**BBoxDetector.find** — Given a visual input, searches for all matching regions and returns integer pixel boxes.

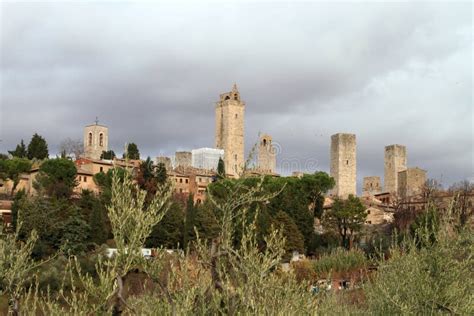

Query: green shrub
[313,248,368,277]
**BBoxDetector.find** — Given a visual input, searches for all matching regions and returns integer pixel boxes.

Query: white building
[191,148,224,171]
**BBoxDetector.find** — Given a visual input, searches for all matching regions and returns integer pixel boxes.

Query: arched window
[263,139,267,146]
[225,96,230,100]
[88,132,93,146]
[234,94,238,100]
[99,133,104,146]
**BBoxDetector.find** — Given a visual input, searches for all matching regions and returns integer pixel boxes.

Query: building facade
[83,122,108,160]
[384,144,407,194]
[330,133,356,199]
[175,151,192,169]
[398,167,427,199]
[258,134,276,174]
[215,84,245,178]
[363,176,382,196]
[156,156,172,171]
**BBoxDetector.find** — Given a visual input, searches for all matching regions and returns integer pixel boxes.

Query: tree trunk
[112,275,125,315]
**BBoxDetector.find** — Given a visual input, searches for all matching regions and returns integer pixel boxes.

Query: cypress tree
[27,133,49,160]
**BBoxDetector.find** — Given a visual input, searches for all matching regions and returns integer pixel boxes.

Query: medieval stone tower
[84,120,108,160]
[384,144,407,194]
[363,176,381,196]
[258,134,276,174]
[330,133,356,198]
[215,84,245,177]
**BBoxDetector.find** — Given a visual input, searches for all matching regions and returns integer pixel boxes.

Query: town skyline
[1,2,472,189]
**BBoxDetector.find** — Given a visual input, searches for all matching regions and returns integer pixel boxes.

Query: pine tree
[8,140,27,158]
[123,143,140,160]
[27,133,49,160]
[273,211,305,259]
[156,162,167,185]
[100,150,116,160]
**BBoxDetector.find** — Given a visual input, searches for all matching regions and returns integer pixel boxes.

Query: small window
[199,177,202,182]
[366,220,372,224]
[100,167,103,172]
[225,96,230,100]
[185,179,188,184]
[234,94,238,100]
[235,114,238,119]
[346,160,349,165]
[180,178,183,183]
[99,133,104,146]
[175,178,178,183]
[83,176,87,182]
[367,210,371,214]
[263,139,267,146]
[88,132,93,146]
[180,188,183,193]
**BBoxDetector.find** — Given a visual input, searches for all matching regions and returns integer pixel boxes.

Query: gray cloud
[1,1,472,190]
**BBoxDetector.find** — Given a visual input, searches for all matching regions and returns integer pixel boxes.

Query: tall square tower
[84,121,108,160]
[258,134,276,174]
[215,84,245,177]
[384,144,407,194]
[330,133,356,198]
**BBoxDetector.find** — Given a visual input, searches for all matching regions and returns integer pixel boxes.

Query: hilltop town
[1,84,471,227]
[1,85,473,315]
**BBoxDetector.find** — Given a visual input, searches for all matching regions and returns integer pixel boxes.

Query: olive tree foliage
[19,166,173,315]
[363,203,474,315]
[0,222,46,315]
[127,175,319,315]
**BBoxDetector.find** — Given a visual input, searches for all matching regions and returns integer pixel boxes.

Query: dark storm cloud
[0,1,472,189]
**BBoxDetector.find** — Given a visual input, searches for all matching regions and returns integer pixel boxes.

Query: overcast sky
[0,1,472,189]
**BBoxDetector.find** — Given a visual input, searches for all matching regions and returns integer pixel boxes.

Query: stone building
[258,134,276,174]
[384,144,407,194]
[156,156,172,171]
[175,151,192,169]
[330,133,356,199]
[398,167,427,199]
[215,84,245,178]
[83,121,108,160]
[363,176,382,196]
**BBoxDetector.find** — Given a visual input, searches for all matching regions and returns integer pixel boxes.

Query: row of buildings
[2,84,471,229]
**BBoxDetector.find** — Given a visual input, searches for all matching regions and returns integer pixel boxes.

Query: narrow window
[88,132,93,146]
[100,167,103,172]
[185,179,188,184]
[83,176,87,183]
[180,178,183,183]
[346,160,349,165]
[99,133,104,146]
[235,114,238,119]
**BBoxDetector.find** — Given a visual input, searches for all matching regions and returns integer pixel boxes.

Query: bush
[313,248,368,277]
[292,260,317,284]
[362,208,474,314]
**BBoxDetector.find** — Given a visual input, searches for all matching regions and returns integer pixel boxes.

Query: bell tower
[83,118,108,160]
[215,84,245,177]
